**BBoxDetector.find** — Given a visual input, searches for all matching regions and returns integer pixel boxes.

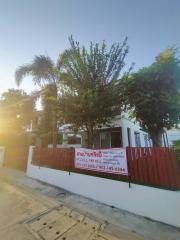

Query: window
[127,128,131,147]
[144,134,148,147]
[100,132,111,148]
[111,131,122,147]
[100,129,122,148]
[134,132,141,147]
[68,136,81,144]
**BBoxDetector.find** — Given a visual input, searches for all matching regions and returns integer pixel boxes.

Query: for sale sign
[75,148,128,175]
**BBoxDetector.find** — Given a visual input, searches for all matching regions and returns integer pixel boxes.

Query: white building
[57,114,180,148]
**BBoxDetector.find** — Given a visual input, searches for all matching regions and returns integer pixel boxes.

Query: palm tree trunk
[52,84,58,148]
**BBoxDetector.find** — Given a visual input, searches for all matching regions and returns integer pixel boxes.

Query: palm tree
[15,55,59,147]
[15,55,58,86]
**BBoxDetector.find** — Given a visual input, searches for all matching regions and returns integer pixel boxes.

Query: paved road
[0,169,143,240]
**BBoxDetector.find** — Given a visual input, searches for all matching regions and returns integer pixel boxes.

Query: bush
[173,140,180,169]
[172,140,180,150]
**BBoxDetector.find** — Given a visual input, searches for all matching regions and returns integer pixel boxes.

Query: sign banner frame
[75,148,128,175]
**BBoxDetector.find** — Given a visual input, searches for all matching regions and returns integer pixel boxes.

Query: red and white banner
[75,148,128,175]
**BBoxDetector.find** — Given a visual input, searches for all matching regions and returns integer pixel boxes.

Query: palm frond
[15,64,32,86]
[32,55,56,84]
[15,55,56,87]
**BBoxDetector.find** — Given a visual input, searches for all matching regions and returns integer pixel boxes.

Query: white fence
[27,146,180,228]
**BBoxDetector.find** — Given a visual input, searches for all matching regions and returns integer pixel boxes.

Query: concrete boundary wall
[27,146,180,228]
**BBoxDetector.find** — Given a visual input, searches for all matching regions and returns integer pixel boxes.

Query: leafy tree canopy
[0,88,35,134]
[58,36,131,147]
[122,48,180,146]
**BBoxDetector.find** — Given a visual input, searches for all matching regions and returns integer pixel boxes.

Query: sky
[0,0,179,95]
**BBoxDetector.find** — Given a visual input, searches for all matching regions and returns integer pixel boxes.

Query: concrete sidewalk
[0,167,179,240]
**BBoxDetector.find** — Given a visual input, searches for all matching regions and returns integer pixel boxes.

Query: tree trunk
[52,112,57,148]
[150,129,163,147]
[86,123,94,148]
[52,84,58,148]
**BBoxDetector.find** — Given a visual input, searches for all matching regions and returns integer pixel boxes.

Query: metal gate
[3,146,28,171]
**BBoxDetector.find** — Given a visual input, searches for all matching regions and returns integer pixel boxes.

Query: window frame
[134,131,141,147]
[99,128,123,148]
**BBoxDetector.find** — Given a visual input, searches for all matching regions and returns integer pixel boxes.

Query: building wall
[95,116,150,148]
[120,117,150,147]
[121,119,180,147]
[59,116,179,148]
[27,146,180,228]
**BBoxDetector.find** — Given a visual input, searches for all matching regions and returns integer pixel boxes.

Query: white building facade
[57,114,180,148]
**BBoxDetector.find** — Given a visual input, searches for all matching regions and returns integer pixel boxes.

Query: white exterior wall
[59,115,150,148]
[59,118,180,148]
[0,146,5,167]
[48,144,82,148]
[27,146,180,228]
[107,115,180,147]
[108,116,150,147]
[56,114,180,148]
[120,117,149,147]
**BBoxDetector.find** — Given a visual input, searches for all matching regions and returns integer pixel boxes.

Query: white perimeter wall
[27,146,180,228]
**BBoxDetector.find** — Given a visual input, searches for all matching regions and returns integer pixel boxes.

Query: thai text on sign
[75,148,128,175]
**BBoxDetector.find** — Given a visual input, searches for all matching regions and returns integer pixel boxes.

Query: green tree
[122,48,180,146]
[173,140,180,150]
[36,84,60,146]
[15,55,59,146]
[58,36,131,147]
[0,89,35,146]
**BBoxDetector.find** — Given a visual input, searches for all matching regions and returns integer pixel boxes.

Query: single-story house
[56,113,179,148]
